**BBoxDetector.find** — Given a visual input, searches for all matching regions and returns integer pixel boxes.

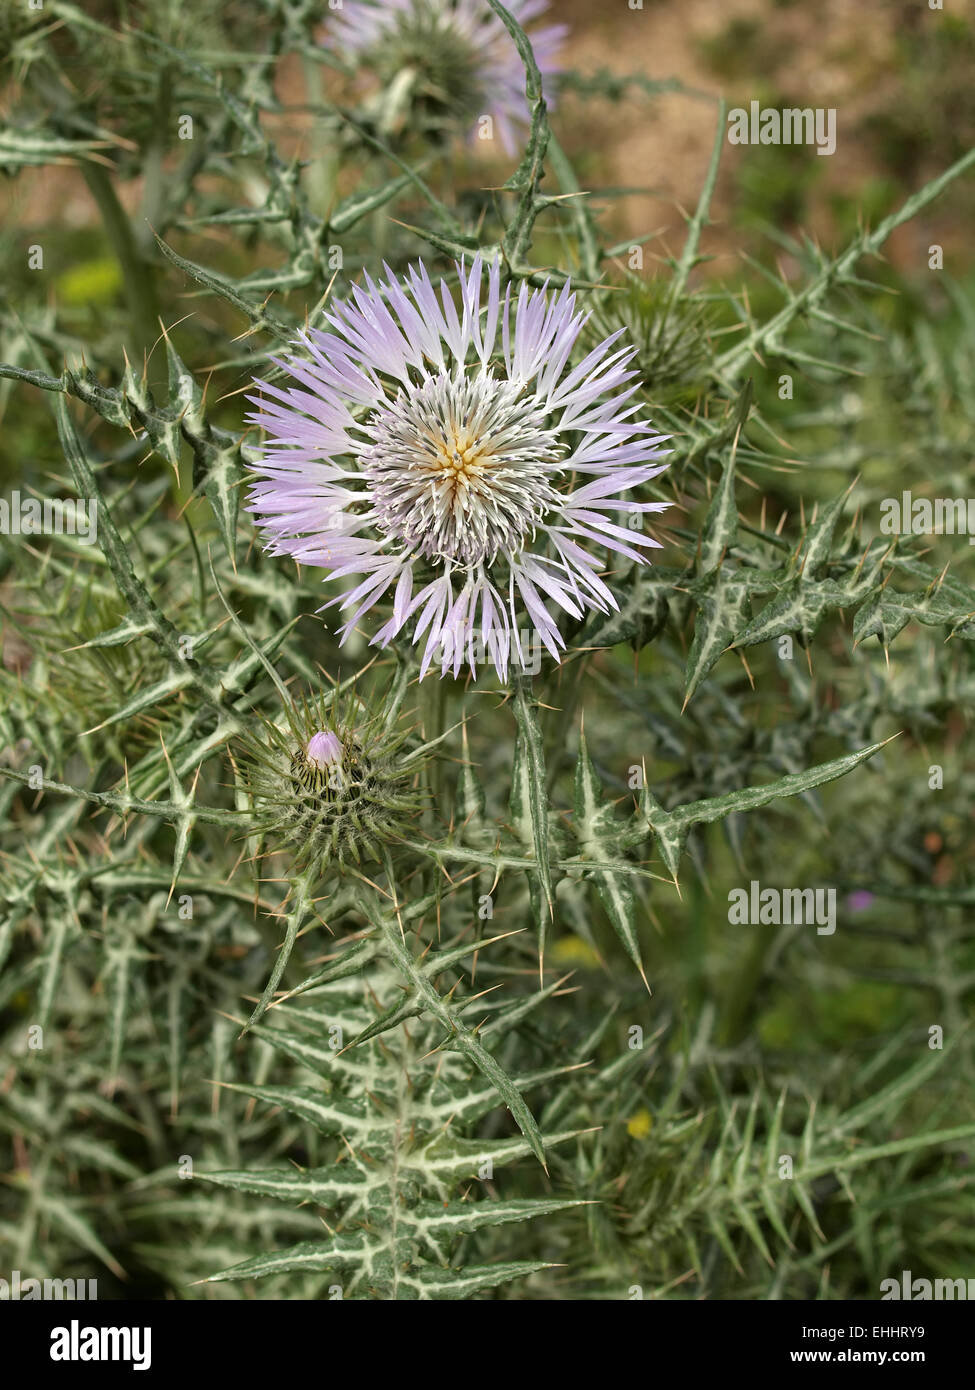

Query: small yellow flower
[56,258,122,306]
[627,1108,653,1139]
[551,935,600,967]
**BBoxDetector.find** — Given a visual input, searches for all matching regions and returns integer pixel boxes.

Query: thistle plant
[1,0,974,1306]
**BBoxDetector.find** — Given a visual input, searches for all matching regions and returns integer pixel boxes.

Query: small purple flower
[306,730,344,768]
[846,890,876,912]
[247,256,670,680]
[329,0,566,154]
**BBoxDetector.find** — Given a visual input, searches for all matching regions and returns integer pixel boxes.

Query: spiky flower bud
[239,695,426,873]
[583,276,713,406]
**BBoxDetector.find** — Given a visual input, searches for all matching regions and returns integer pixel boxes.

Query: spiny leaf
[511,678,555,969]
[574,724,649,988]
[632,737,894,878]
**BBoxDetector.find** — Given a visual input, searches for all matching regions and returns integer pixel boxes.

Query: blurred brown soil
[2,0,963,281]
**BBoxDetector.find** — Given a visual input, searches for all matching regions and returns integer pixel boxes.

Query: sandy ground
[552,0,960,270]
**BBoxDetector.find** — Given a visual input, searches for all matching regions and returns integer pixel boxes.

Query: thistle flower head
[238,692,425,872]
[247,256,671,681]
[329,0,566,152]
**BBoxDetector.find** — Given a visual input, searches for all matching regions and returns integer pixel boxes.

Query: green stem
[545,653,590,795]
[370,863,547,1168]
[301,55,339,218]
[420,674,447,813]
[137,65,173,256]
[82,163,161,354]
[719,927,776,1047]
